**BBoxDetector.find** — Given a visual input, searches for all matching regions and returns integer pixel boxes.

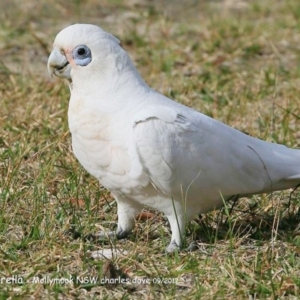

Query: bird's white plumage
[48,24,300,252]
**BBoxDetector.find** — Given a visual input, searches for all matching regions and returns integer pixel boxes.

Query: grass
[1,0,300,298]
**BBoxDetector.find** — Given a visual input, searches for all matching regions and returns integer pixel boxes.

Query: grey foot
[166,240,197,253]
[185,241,197,252]
[116,228,131,239]
[85,229,130,242]
[166,240,180,253]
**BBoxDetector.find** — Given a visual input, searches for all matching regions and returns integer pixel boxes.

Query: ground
[1,0,300,299]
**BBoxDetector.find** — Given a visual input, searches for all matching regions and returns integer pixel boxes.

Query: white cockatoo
[48,24,300,252]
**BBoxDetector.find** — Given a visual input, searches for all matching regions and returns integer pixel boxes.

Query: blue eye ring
[72,45,92,66]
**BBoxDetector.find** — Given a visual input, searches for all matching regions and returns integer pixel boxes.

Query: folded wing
[133,97,300,212]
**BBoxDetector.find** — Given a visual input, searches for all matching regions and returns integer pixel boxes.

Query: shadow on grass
[192,200,300,246]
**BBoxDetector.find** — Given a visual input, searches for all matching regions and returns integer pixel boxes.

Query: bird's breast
[68,99,135,191]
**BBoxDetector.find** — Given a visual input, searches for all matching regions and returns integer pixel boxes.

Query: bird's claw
[85,229,130,242]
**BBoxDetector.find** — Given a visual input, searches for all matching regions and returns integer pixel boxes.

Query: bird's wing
[132,95,300,209]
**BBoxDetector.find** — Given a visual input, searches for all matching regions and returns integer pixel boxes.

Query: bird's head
[47,24,121,84]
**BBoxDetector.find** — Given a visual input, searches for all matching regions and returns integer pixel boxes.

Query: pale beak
[47,47,71,79]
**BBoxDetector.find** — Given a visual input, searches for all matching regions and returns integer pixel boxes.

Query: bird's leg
[165,208,186,253]
[164,200,199,253]
[115,199,140,239]
[92,197,141,241]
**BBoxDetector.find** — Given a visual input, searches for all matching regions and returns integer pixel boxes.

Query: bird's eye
[72,45,92,66]
[77,47,86,56]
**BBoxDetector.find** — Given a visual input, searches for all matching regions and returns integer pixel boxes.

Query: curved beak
[47,47,71,79]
